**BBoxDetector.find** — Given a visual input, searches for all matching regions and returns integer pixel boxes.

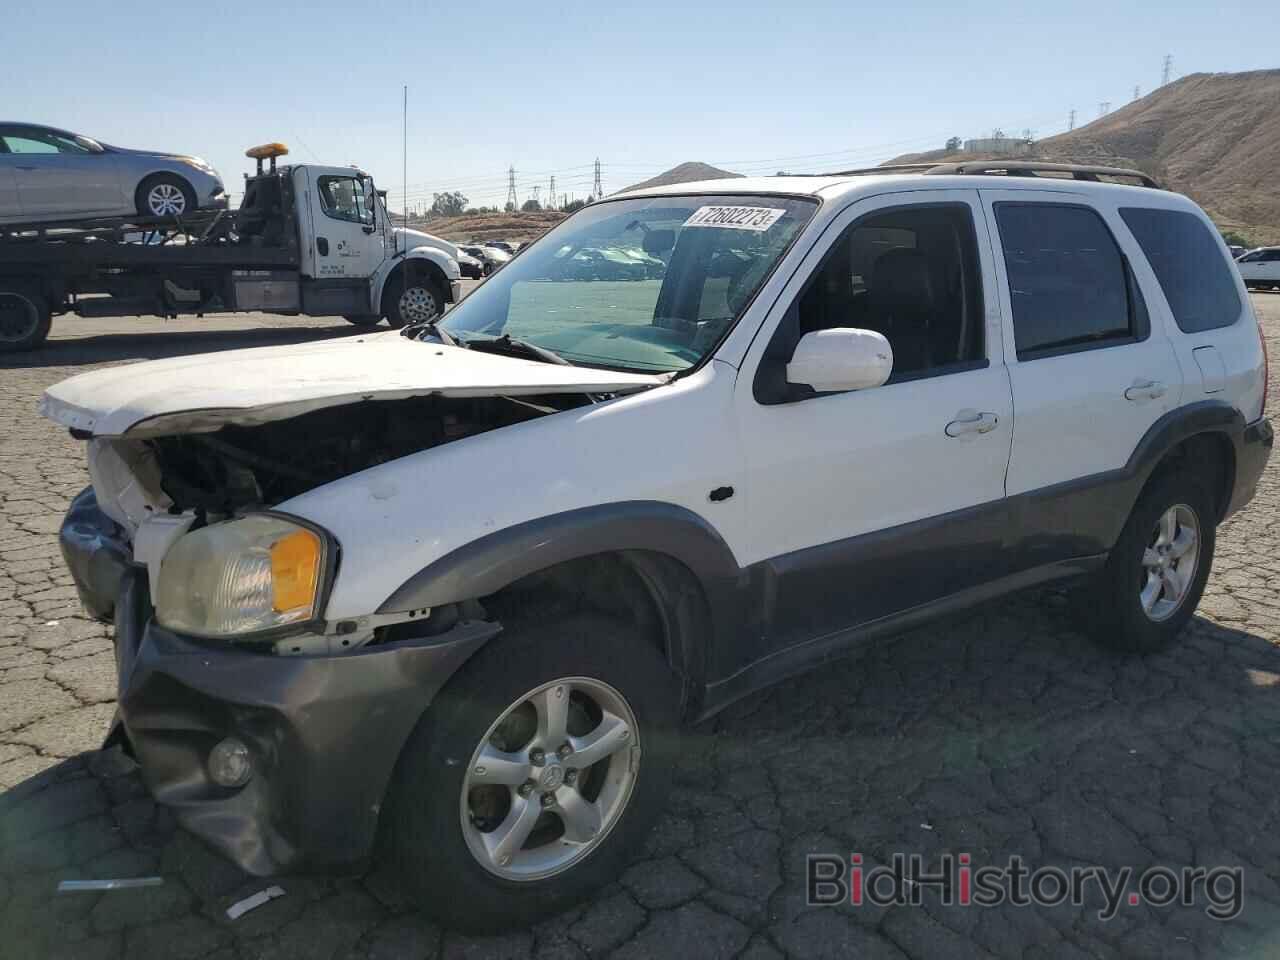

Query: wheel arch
[376,501,746,715]
[375,249,456,313]
[1126,400,1242,524]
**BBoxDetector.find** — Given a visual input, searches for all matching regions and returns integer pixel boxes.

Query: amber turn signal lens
[270,529,321,614]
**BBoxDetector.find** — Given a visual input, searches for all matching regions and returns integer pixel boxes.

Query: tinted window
[995,203,1144,359]
[792,204,985,382]
[1120,208,1241,333]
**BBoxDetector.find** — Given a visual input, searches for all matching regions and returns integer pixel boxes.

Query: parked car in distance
[0,122,226,224]
[1228,244,1245,259]
[459,243,510,275]
[1236,246,1280,290]
[456,248,485,279]
[41,164,1272,932]
[482,239,517,255]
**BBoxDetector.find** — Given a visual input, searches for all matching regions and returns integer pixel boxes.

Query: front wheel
[1081,470,1216,653]
[135,174,197,218]
[385,613,681,932]
[382,275,445,329]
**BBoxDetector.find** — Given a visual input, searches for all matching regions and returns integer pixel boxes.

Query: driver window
[318,175,374,225]
[797,203,984,381]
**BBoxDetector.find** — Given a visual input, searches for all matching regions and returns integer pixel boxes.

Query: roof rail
[922,160,1161,188]
[807,159,1161,189]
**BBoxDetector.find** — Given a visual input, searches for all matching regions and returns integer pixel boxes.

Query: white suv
[42,162,1273,931]
[1237,246,1280,291]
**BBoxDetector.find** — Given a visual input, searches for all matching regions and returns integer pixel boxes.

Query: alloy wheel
[459,676,640,881]
[1139,503,1200,622]
[148,183,188,216]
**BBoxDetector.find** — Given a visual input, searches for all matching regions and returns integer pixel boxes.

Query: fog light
[208,738,253,787]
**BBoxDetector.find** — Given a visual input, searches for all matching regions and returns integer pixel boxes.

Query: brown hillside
[619,162,742,194]
[409,210,567,244]
[887,70,1280,244]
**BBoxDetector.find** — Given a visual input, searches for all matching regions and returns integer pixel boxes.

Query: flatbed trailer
[0,144,463,351]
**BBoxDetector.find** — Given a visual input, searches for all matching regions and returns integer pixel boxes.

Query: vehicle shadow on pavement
[2,592,1279,959]
[1,323,369,371]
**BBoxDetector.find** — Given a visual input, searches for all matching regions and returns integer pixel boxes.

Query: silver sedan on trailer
[0,122,226,224]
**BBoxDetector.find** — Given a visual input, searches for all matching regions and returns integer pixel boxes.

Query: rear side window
[1120,208,1241,333]
[995,203,1147,360]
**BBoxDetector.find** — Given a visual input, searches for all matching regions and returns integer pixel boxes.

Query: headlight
[155,515,331,639]
[178,156,215,174]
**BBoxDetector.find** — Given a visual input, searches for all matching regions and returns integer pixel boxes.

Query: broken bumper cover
[1226,417,1273,517]
[62,493,498,875]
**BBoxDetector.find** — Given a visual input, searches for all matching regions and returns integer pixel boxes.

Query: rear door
[980,188,1183,566]
[0,142,20,221]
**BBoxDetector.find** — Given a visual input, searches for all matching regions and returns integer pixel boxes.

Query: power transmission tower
[1068,109,1076,131]
[592,159,603,201]
[1098,102,1111,118]
[548,176,556,211]
[1133,85,1141,101]
[1162,55,1173,86]
[532,185,541,207]
[505,166,518,211]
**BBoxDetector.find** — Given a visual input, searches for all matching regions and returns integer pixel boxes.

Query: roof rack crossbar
[804,159,1160,189]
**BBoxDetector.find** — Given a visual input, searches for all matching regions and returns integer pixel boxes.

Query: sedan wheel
[460,677,640,881]
[147,182,188,217]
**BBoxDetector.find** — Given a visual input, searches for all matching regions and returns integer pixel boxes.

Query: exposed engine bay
[143,393,591,515]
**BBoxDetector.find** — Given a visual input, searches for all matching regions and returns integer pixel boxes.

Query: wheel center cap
[539,764,565,792]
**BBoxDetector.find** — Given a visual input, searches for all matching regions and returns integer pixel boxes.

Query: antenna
[1162,54,1173,86]
[592,158,603,200]
[1068,109,1076,131]
[402,85,408,244]
[505,166,518,211]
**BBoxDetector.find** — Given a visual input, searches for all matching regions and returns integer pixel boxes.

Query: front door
[0,126,122,219]
[734,189,1014,657]
[303,168,385,284]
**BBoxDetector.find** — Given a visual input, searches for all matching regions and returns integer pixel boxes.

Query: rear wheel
[385,612,680,932]
[135,174,197,218]
[1081,470,1216,653]
[0,288,51,352]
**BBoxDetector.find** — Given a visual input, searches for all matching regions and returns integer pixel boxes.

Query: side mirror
[785,328,893,393]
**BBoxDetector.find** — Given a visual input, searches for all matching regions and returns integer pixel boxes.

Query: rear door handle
[945,410,999,439]
[1124,379,1167,402]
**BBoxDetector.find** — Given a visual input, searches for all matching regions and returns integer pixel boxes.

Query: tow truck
[0,143,463,351]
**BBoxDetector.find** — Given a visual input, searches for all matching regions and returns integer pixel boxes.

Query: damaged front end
[59,391,593,874]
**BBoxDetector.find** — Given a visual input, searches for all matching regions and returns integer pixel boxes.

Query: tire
[382,272,446,329]
[1081,470,1216,653]
[135,173,197,218]
[0,287,52,353]
[385,612,681,932]
[482,262,494,277]
[343,314,383,328]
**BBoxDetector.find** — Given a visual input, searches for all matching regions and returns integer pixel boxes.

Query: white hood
[395,227,458,259]
[39,332,667,438]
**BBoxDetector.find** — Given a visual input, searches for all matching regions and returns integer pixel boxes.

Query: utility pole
[592,158,603,201]
[1162,55,1173,86]
[548,176,556,211]
[1068,109,1076,131]
[505,165,518,211]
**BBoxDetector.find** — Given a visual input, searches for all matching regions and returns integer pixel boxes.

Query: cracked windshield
[439,195,817,371]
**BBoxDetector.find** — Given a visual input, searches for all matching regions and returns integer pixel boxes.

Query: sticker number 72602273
[683,206,786,232]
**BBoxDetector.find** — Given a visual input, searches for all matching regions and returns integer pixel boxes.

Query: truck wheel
[0,288,52,352]
[1080,470,1216,653]
[385,612,680,932]
[343,314,383,328]
[136,174,197,218]
[382,275,445,329]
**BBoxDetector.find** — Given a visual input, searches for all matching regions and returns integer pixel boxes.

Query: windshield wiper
[467,334,573,366]
[400,319,462,347]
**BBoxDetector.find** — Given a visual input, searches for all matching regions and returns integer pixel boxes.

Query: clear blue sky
[6,0,1275,210]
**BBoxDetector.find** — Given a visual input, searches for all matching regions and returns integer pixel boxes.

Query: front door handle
[945,410,999,439]
[1124,379,1167,403]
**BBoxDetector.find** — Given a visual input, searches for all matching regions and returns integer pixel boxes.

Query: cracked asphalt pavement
[2,297,1279,959]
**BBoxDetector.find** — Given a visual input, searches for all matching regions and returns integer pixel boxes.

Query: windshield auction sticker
[683,205,786,232]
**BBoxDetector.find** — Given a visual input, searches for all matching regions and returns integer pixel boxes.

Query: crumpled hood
[39,332,667,438]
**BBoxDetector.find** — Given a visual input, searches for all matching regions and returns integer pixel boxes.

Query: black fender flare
[377,500,744,618]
